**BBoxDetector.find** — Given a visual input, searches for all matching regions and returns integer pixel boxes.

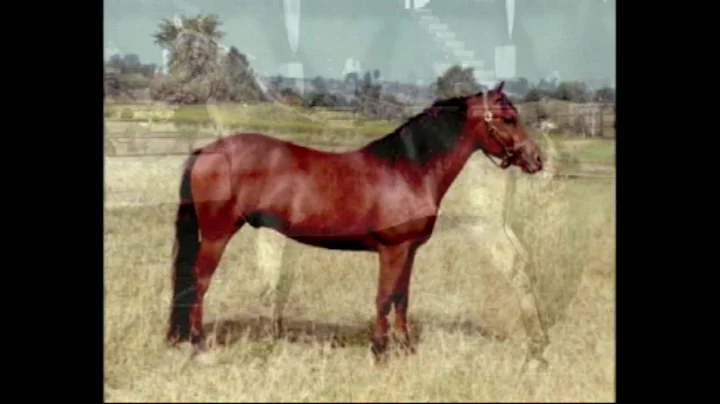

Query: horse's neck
[425,135,478,202]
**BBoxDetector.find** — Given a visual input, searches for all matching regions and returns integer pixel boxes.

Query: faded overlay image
[104,1,615,401]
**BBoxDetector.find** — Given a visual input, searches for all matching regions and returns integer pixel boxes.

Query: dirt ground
[104,153,615,402]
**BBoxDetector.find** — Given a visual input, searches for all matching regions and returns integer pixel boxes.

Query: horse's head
[466,82,543,174]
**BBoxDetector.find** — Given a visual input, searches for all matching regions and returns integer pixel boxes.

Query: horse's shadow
[204,314,506,349]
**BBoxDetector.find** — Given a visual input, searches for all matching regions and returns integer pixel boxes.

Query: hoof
[393,335,416,356]
[369,346,389,366]
[370,338,392,365]
[398,344,416,356]
[165,341,195,359]
[166,340,217,365]
[370,343,384,357]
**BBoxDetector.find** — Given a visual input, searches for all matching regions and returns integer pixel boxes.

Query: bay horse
[167,81,548,362]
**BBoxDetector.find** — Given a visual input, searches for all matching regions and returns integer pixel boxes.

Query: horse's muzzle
[520,149,543,174]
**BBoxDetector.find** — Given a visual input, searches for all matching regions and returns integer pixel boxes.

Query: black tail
[167,150,202,343]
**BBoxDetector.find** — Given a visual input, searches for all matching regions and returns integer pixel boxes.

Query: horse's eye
[503,117,516,125]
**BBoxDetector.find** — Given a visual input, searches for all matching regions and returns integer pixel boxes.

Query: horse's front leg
[391,245,419,354]
[372,242,414,359]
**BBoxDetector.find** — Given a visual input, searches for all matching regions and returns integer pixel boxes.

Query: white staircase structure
[412,6,497,88]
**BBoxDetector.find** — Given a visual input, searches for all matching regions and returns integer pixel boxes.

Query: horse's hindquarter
[190,148,235,205]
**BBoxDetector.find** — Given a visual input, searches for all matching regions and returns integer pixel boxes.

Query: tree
[104,53,157,100]
[344,72,360,89]
[553,81,590,103]
[354,70,383,118]
[305,92,347,109]
[504,77,531,97]
[220,46,266,102]
[150,14,265,104]
[278,87,304,106]
[593,87,615,103]
[106,54,124,71]
[152,14,224,51]
[536,78,558,93]
[106,53,156,79]
[524,87,552,102]
[311,76,327,93]
[362,71,373,87]
[123,53,141,66]
[150,27,224,104]
[435,65,480,100]
[268,75,284,95]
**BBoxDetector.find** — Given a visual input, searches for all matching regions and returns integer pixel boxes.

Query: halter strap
[481,90,518,169]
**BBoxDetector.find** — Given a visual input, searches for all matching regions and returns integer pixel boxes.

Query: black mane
[363,96,470,165]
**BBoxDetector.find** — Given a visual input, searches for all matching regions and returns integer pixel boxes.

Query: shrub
[524,87,552,102]
[311,76,328,93]
[593,87,615,103]
[278,87,304,106]
[220,47,267,103]
[352,70,385,119]
[435,65,481,99]
[553,81,590,103]
[304,92,348,109]
[373,95,410,121]
[504,77,531,97]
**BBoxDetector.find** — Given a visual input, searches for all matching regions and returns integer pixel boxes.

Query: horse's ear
[494,81,505,93]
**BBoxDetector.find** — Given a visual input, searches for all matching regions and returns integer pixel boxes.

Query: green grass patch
[105,103,398,137]
[553,137,615,165]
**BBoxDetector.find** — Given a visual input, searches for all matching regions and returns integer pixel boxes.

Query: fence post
[187,133,194,155]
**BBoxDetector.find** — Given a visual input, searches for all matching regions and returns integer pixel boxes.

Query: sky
[104,0,615,84]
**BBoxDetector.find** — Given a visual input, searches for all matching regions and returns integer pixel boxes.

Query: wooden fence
[104,134,614,181]
[105,131,221,157]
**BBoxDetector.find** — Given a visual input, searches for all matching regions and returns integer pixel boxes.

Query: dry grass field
[104,150,615,402]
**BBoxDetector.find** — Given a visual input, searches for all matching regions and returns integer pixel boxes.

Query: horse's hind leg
[186,230,235,349]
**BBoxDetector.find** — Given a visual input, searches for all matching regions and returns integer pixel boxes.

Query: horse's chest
[380,179,437,212]
[375,190,438,231]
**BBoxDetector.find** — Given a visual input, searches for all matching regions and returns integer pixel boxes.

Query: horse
[167,81,548,362]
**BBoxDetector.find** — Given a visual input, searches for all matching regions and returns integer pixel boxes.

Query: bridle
[480,91,532,169]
